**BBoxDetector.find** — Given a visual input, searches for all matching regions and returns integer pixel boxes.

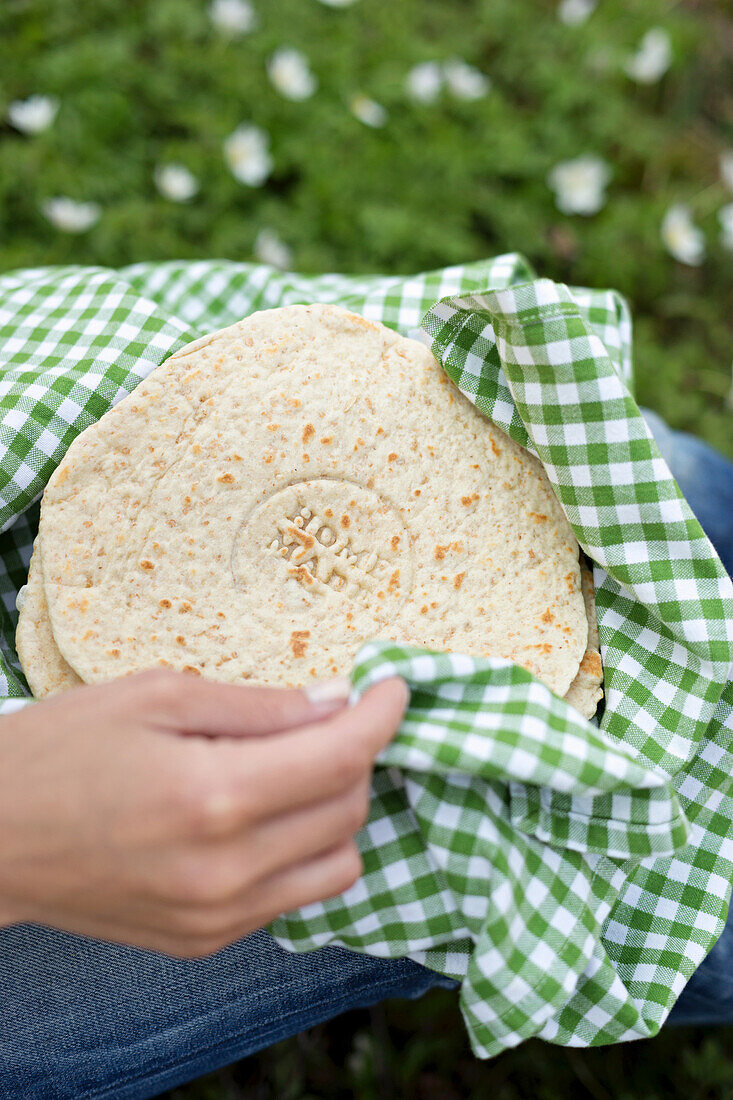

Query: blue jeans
[1,411,732,1099]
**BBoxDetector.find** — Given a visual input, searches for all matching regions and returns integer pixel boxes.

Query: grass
[2,0,732,453]
[2,0,733,1096]
[162,991,733,1100]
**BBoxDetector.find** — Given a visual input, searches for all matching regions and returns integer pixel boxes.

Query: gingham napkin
[0,256,731,1059]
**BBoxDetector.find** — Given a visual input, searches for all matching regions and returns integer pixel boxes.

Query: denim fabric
[1,411,732,1097]
[0,924,454,1099]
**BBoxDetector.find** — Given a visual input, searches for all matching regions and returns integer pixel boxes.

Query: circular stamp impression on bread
[233,479,413,629]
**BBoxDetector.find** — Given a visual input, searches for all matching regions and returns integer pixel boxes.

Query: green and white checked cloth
[0,255,731,1058]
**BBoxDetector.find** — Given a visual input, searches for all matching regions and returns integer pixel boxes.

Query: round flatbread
[16,541,81,697]
[18,534,603,715]
[23,304,591,697]
[564,559,604,718]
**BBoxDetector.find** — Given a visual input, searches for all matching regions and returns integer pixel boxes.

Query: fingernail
[305,676,352,706]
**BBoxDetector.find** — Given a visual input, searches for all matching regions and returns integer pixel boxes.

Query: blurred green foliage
[1,0,732,451]
[2,1,733,1095]
[165,990,733,1100]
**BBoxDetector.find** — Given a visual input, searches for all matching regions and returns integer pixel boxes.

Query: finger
[173,778,370,894]
[228,840,363,935]
[244,778,371,880]
[210,677,409,822]
[140,669,353,737]
[78,842,364,957]
[180,841,362,955]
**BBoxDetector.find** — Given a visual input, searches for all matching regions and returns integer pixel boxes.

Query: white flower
[720,152,733,193]
[661,204,705,265]
[267,47,317,101]
[350,94,388,128]
[209,0,257,34]
[719,203,733,252]
[154,163,199,203]
[254,228,293,269]
[443,58,490,101]
[7,94,59,134]
[625,28,673,84]
[557,0,597,26]
[405,61,444,104]
[223,124,273,186]
[316,0,360,6]
[41,197,101,233]
[547,155,611,215]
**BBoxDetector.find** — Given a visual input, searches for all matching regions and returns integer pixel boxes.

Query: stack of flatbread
[16,304,603,717]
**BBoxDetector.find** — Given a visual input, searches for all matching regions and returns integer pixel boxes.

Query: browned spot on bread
[434,545,448,561]
[302,423,315,443]
[341,514,350,529]
[391,535,400,551]
[579,652,603,676]
[289,527,315,548]
[530,512,548,523]
[453,572,466,590]
[388,452,399,462]
[266,423,279,432]
[140,560,154,570]
[263,455,273,464]
[288,565,315,585]
[376,426,385,435]
[414,489,421,497]
[192,444,202,455]
[388,569,400,592]
[179,602,192,613]
[218,473,235,484]
[461,493,480,506]
[183,665,202,675]
[108,648,120,657]
[176,635,185,645]
[290,630,310,658]
[490,438,501,457]
[217,611,226,619]
[159,599,172,609]
[324,508,333,518]
[421,605,428,614]
[320,435,333,444]
[527,643,553,654]
[541,609,554,624]
[566,571,577,593]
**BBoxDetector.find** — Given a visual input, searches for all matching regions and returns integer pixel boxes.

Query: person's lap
[0,923,453,1100]
[2,410,732,1100]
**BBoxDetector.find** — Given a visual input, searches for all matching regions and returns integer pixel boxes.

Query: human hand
[0,670,407,957]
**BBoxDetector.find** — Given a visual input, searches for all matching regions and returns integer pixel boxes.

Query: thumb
[148,672,353,739]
